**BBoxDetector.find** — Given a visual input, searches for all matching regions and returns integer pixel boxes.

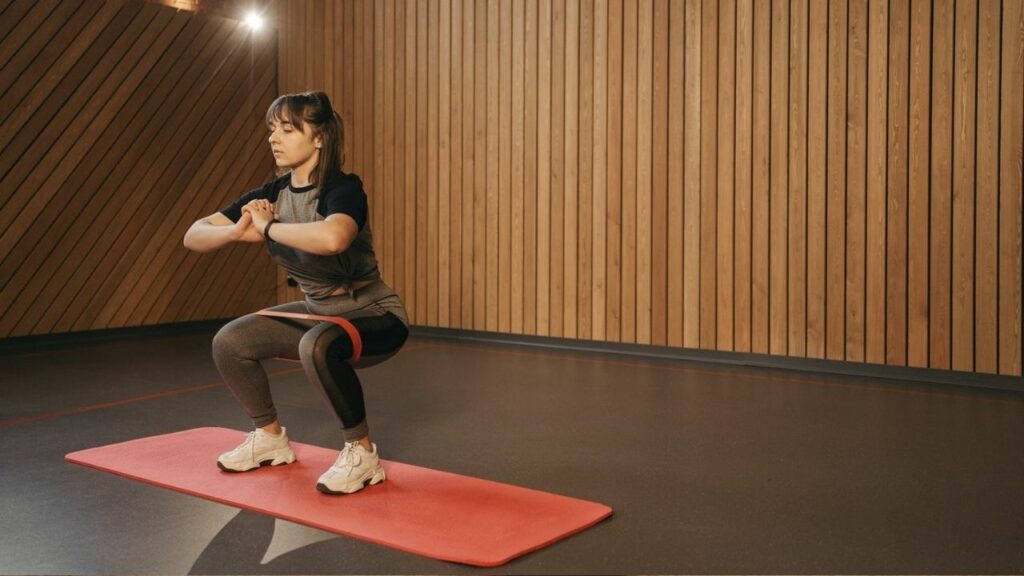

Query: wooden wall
[279,0,1022,377]
[0,0,279,338]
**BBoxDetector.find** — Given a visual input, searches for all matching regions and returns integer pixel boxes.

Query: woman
[183,91,408,495]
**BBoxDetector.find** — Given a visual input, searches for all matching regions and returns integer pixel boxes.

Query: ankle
[350,438,372,452]
[260,422,284,436]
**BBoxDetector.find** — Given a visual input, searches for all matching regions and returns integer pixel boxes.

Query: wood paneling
[7,0,1020,379]
[0,0,277,337]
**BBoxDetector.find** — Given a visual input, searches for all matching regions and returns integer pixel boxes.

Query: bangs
[265,95,308,131]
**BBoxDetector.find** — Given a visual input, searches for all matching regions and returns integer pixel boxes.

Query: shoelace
[238,430,258,458]
[336,442,362,468]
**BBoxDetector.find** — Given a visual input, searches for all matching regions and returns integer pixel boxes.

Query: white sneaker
[316,441,386,495]
[217,427,296,472]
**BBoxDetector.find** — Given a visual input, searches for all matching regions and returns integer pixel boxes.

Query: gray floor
[2,326,1023,575]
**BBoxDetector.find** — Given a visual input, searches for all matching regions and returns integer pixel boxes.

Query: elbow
[182,225,207,253]
[325,237,352,255]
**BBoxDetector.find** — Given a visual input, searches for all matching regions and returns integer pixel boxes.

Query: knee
[212,319,246,360]
[299,323,354,365]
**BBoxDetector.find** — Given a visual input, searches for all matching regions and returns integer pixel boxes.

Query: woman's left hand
[242,199,277,234]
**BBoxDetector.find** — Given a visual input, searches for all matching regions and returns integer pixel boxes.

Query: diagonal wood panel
[0,0,278,337]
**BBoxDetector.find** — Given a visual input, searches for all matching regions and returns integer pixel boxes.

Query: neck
[290,156,318,187]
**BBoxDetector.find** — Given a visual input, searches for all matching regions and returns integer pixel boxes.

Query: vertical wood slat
[750,0,768,353]
[999,0,1023,376]
[650,0,667,347]
[770,0,787,355]
[952,0,977,372]
[807,0,827,359]
[486,0,499,333]
[592,0,606,340]
[683,0,700,348]
[789,0,808,357]
[450,0,463,329]
[865,0,887,365]
[701,0,718,350]
[621,0,636,342]
[404,0,418,324]
[667,0,685,348]
[930,0,953,369]
[717,0,735,352]
[975,0,999,374]
[907,0,930,367]
[733,0,753,353]
[512,0,525,334]
[537,0,550,334]
[827,0,847,361]
[428,0,439,327]
[473,0,486,330]
[439,0,451,328]
[605,0,621,342]
[846,0,867,362]
[564,0,579,339]
[886,0,909,365]
[383,0,395,304]
[578,0,593,340]
[498,0,510,333]
[636,0,651,344]
[415,0,428,324]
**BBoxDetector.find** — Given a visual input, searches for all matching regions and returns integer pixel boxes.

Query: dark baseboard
[0,319,233,354]
[409,325,1024,394]
[3,320,1019,394]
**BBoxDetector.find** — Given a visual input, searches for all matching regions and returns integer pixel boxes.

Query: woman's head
[265,91,344,189]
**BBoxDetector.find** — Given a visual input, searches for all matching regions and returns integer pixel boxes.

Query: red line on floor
[0,368,303,430]
[2,341,436,430]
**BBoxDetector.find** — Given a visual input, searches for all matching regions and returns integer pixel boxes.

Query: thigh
[349,312,409,358]
[216,301,316,361]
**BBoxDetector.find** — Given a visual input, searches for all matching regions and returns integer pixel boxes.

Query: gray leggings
[212,299,409,442]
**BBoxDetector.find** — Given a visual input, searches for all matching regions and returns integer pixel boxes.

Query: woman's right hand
[233,210,254,239]
[184,210,262,252]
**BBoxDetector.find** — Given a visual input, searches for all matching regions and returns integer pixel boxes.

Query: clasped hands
[236,199,278,238]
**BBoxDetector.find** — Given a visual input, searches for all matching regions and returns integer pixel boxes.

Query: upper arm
[319,176,368,230]
[324,213,360,253]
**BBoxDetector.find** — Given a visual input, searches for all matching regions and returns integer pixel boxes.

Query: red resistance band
[254,309,363,365]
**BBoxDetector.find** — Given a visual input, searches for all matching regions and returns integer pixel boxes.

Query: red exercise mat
[65,427,612,567]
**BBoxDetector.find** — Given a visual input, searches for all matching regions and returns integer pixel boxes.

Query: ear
[315,134,323,150]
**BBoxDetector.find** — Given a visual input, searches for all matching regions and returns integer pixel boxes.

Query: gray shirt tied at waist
[220,173,382,303]
[268,182,380,302]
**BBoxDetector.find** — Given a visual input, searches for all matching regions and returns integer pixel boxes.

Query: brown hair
[265,91,345,193]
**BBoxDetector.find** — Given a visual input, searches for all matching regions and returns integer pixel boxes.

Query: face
[267,118,321,171]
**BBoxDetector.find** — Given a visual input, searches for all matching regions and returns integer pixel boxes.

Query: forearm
[264,220,345,255]
[183,221,242,252]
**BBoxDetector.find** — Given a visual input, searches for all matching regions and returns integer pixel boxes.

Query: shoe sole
[315,469,386,495]
[217,452,296,473]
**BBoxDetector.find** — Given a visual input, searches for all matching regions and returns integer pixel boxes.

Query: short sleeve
[219,177,287,223]
[320,174,368,230]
